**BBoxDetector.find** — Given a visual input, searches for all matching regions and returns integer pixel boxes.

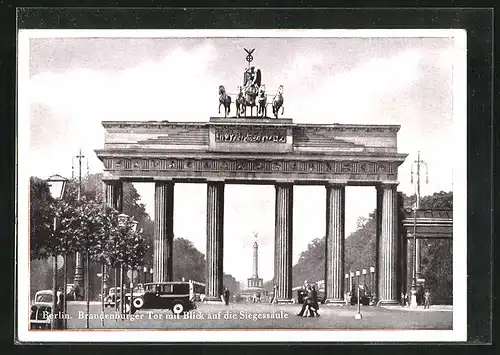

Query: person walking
[309,284,320,317]
[222,287,230,305]
[297,285,313,317]
[271,284,278,304]
[424,289,431,309]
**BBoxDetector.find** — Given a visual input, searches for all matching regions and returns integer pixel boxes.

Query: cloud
[290,50,423,124]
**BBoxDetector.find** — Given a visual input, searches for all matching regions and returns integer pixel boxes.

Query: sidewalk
[69,301,102,305]
[381,305,453,312]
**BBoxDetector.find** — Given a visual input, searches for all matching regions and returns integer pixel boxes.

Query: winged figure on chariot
[218,48,284,119]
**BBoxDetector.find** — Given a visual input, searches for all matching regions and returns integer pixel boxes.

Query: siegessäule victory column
[218,49,284,119]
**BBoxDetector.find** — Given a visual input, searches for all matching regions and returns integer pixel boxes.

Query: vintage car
[120,282,196,315]
[30,290,62,330]
[104,287,122,307]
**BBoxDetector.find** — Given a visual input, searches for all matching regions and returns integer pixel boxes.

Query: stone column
[375,185,383,302]
[205,181,224,302]
[274,183,293,302]
[153,181,174,282]
[377,183,400,305]
[324,183,345,305]
[105,180,123,212]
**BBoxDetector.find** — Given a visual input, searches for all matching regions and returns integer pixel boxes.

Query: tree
[30,177,54,260]
[173,238,206,282]
[223,274,241,296]
[29,175,155,300]
[292,238,326,287]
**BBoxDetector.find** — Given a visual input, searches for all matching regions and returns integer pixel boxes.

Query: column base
[277,298,294,304]
[377,300,400,306]
[204,297,224,304]
[324,299,346,306]
[354,313,363,320]
[410,294,419,308]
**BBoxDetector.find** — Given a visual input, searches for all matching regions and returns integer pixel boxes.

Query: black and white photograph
[17,29,467,342]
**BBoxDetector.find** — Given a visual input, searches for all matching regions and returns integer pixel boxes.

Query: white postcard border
[17,28,467,343]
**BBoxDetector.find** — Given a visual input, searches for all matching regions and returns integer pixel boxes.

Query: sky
[23,31,462,284]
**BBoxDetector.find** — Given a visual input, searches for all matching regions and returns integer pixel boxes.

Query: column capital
[379,181,400,189]
[206,178,225,183]
[102,178,121,185]
[153,178,175,183]
[325,180,347,188]
[274,180,294,186]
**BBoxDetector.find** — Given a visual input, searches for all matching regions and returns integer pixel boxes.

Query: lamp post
[349,271,354,295]
[143,266,148,285]
[150,268,153,283]
[370,267,375,304]
[117,213,128,315]
[100,265,108,327]
[410,151,428,307]
[362,269,367,287]
[410,204,419,308]
[46,174,68,330]
[344,273,349,304]
[354,271,362,320]
[117,213,139,315]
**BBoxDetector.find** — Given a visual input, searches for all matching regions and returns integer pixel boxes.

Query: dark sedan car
[120,282,196,315]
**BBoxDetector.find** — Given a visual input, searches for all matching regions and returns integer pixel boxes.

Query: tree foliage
[30,177,54,259]
[292,238,326,287]
[30,174,151,302]
[173,238,206,282]
[223,273,241,296]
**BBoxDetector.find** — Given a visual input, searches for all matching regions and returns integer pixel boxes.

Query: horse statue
[235,86,246,118]
[272,85,284,119]
[218,85,232,117]
[257,84,267,117]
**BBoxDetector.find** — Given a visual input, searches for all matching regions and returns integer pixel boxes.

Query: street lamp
[47,174,68,200]
[362,269,367,287]
[410,205,419,308]
[370,266,375,304]
[344,273,349,304]
[355,271,362,320]
[143,266,148,284]
[349,271,354,294]
[150,268,153,283]
[118,214,140,315]
[46,174,68,330]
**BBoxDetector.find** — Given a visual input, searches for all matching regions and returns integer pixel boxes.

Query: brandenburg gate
[95,50,407,305]
[95,117,407,305]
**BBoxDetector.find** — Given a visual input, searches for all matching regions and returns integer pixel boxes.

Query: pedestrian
[424,289,431,309]
[297,284,313,317]
[56,287,64,311]
[74,284,81,301]
[309,284,320,317]
[271,284,278,304]
[401,292,405,306]
[223,286,230,306]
